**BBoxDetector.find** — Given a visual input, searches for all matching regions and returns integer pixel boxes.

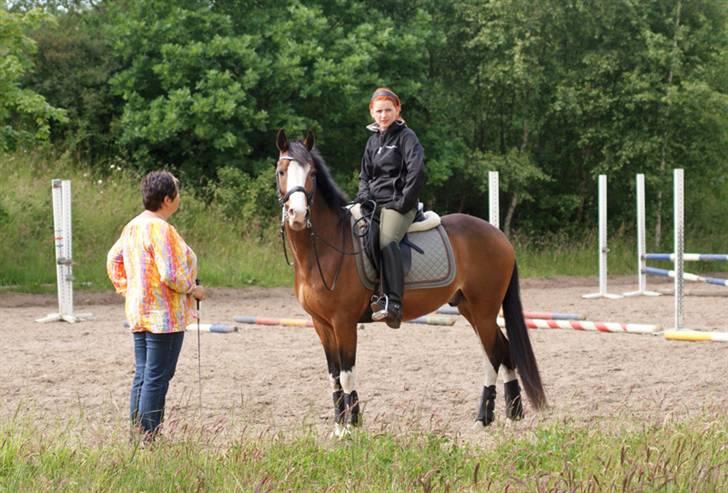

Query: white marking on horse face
[502,367,517,383]
[339,368,356,394]
[285,159,310,230]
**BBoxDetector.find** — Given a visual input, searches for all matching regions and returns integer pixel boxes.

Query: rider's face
[370,99,400,131]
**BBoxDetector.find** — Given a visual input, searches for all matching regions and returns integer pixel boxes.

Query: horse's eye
[278,169,285,176]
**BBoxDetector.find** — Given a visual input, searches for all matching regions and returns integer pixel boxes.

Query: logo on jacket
[377,145,398,154]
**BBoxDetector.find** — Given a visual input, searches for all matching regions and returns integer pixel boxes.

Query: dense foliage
[4,0,727,241]
[0,7,66,151]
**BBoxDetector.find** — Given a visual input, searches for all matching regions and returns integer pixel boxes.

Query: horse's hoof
[506,404,524,421]
[472,420,487,429]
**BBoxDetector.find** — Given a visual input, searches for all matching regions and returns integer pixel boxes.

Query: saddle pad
[351,217,457,291]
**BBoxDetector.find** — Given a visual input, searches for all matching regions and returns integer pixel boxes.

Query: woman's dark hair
[141,171,179,211]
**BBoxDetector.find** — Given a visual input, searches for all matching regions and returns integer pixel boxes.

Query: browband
[371,90,399,101]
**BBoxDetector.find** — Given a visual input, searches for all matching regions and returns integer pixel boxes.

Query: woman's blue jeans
[130,331,185,434]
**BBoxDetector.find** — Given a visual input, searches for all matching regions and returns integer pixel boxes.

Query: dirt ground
[2,275,727,442]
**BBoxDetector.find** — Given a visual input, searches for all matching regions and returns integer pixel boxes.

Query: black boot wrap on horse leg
[333,390,346,424]
[477,385,497,426]
[504,380,524,420]
[345,390,361,426]
[378,241,404,328]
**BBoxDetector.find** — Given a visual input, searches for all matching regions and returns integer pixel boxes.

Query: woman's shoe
[385,302,401,329]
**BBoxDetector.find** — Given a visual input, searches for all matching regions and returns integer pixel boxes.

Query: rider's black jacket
[354,121,426,214]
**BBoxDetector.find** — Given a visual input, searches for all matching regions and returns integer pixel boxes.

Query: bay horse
[275,129,546,436]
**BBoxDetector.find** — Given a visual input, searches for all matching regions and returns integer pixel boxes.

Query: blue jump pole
[645,253,728,262]
[643,267,728,287]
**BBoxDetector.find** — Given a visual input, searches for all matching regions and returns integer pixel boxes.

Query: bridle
[277,155,316,231]
[277,155,365,291]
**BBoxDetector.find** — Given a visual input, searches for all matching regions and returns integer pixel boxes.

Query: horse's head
[276,129,317,231]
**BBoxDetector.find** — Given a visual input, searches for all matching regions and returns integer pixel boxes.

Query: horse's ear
[303,129,315,151]
[276,129,289,153]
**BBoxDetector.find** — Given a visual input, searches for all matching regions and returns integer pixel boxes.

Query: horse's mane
[288,141,349,211]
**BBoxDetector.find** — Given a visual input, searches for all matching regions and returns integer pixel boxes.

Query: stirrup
[371,294,389,321]
[370,293,384,311]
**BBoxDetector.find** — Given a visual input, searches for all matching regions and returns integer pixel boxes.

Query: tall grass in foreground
[1,414,726,492]
[2,151,728,290]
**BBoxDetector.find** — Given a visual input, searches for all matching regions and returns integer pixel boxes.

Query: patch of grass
[1,414,726,492]
[0,151,292,290]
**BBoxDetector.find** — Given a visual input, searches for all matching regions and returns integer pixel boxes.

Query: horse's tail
[502,262,547,409]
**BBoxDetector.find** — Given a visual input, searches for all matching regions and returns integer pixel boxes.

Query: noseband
[278,184,315,209]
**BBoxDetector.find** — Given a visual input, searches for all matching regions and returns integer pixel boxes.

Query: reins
[278,176,373,291]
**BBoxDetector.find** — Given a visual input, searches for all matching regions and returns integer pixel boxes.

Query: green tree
[105,0,434,187]
[25,5,121,163]
[444,0,727,235]
[443,0,555,229]
[0,8,66,151]
[89,0,458,241]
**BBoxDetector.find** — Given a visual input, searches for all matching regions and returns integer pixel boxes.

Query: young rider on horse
[354,87,426,329]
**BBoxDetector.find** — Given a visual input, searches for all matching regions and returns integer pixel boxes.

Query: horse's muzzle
[286,207,307,230]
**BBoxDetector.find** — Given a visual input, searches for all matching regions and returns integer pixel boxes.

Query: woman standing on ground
[107,170,205,441]
[354,87,426,329]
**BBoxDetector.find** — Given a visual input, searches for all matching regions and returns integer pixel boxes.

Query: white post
[36,180,92,323]
[489,171,499,229]
[672,169,685,330]
[624,174,661,296]
[583,175,622,299]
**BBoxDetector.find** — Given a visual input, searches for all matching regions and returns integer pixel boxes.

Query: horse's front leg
[313,315,361,436]
[335,321,360,432]
[312,317,348,434]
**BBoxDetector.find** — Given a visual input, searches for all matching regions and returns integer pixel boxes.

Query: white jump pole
[489,171,499,229]
[583,175,622,299]
[624,173,661,296]
[36,180,92,323]
[672,168,686,331]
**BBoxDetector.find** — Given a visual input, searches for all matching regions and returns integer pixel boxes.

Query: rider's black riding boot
[371,242,404,328]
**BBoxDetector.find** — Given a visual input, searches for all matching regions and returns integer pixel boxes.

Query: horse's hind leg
[498,332,524,420]
[458,301,509,426]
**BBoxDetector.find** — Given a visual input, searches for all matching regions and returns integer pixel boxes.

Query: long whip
[195,278,202,420]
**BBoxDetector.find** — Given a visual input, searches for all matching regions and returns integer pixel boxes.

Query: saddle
[348,203,456,291]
